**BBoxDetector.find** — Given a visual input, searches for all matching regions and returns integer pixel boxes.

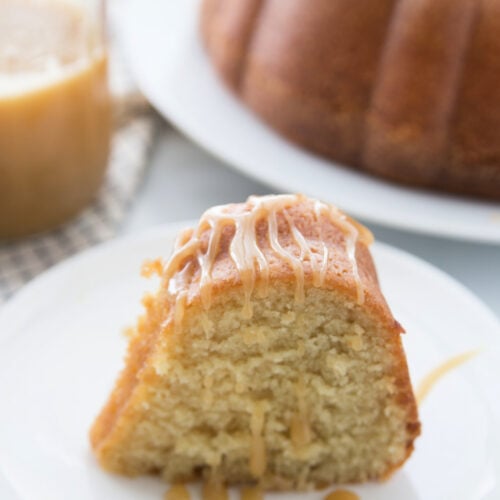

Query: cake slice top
[143,194,400,336]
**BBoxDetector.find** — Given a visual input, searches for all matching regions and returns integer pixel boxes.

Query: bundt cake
[200,0,500,199]
[90,194,420,490]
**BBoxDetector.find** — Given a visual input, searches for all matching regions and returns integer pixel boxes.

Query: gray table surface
[122,124,500,319]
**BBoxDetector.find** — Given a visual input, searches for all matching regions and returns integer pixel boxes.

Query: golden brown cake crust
[364,0,477,186]
[200,0,500,199]
[90,195,420,488]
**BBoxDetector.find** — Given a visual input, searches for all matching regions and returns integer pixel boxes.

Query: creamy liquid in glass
[0,0,111,238]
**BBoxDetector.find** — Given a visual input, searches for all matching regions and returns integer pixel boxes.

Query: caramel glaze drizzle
[249,402,267,478]
[160,194,372,324]
[290,376,312,449]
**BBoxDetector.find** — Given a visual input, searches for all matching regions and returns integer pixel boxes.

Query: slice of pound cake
[90,194,420,490]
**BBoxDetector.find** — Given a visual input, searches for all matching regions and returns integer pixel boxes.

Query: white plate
[116,0,500,244]
[1,223,500,499]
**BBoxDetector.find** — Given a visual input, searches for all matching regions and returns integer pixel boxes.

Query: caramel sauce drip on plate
[164,484,191,500]
[324,489,360,500]
[240,485,264,499]
[416,350,479,404]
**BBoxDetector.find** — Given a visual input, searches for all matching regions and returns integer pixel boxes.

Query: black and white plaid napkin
[0,4,162,304]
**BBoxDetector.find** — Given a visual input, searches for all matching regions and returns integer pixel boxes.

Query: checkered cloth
[0,5,162,304]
